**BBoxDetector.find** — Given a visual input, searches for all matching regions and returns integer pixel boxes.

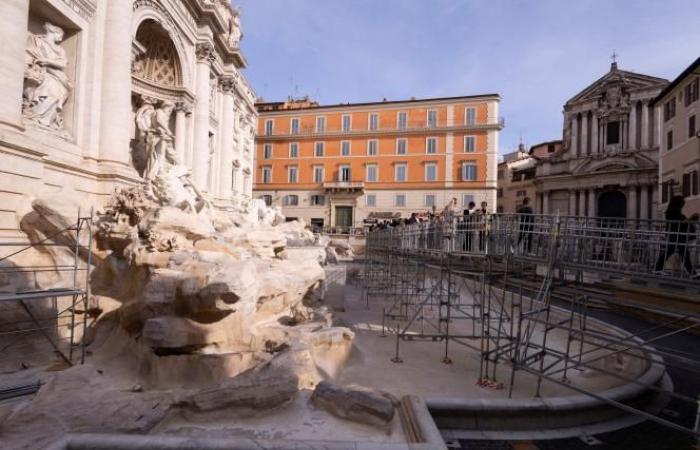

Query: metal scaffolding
[363,213,700,440]
[0,211,93,397]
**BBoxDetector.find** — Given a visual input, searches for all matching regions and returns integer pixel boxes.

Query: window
[466,107,476,125]
[427,109,438,127]
[313,165,324,183]
[290,118,300,134]
[425,163,437,181]
[685,78,699,106]
[289,142,299,158]
[366,164,378,182]
[667,130,674,151]
[264,119,274,136]
[261,166,272,183]
[339,165,351,182]
[397,111,408,130]
[342,114,352,132]
[262,194,272,206]
[396,138,407,155]
[462,194,474,207]
[263,143,273,159]
[367,139,378,155]
[497,188,503,198]
[316,116,326,132]
[395,194,406,207]
[694,171,700,196]
[689,115,696,139]
[684,170,699,197]
[461,162,477,181]
[662,179,674,203]
[287,166,298,183]
[664,98,676,122]
[606,121,620,145]
[283,194,299,206]
[395,163,407,182]
[464,136,475,152]
[426,137,437,154]
[366,194,376,207]
[315,142,325,157]
[425,194,436,207]
[310,195,325,206]
[547,144,556,153]
[341,140,351,156]
[517,190,527,197]
[369,113,379,130]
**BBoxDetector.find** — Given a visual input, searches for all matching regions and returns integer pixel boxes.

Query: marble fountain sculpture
[0,92,389,449]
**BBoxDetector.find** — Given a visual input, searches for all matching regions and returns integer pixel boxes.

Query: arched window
[133,20,182,87]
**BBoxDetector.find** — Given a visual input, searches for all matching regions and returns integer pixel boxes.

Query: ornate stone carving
[60,0,96,21]
[174,101,192,115]
[196,42,216,64]
[227,13,243,48]
[218,76,235,93]
[23,22,72,133]
[133,21,181,86]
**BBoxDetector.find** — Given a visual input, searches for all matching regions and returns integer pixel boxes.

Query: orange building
[254,94,502,230]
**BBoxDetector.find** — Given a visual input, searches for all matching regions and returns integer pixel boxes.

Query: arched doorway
[597,190,627,219]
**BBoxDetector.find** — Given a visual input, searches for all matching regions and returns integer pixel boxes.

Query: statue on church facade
[23,22,72,131]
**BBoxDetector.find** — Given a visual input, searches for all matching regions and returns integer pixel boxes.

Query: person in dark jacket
[517,197,534,253]
[654,195,697,276]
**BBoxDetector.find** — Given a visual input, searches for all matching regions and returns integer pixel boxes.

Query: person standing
[654,195,698,277]
[517,197,534,254]
[477,201,489,252]
[463,201,477,251]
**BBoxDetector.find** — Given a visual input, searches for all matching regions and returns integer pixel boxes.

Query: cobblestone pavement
[449,305,699,450]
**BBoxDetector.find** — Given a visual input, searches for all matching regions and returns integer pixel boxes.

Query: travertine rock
[310,381,396,428]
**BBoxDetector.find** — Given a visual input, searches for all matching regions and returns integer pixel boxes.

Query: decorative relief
[196,42,216,64]
[133,21,181,86]
[227,13,242,48]
[23,22,72,135]
[60,0,96,21]
[218,76,235,93]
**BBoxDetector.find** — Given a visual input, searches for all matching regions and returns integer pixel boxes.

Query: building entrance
[335,206,353,229]
[597,190,627,219]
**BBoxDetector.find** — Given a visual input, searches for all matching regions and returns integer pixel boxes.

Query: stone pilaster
[641,101,650,149]
[174,102,191,167]
[591,114,599,154]
[192,42,215,190]
[218,76,235,199]
[640,185,649,220]
[627,185,637,219]
[587,189,596,217]
[0,0,29,130]
[568,190,577,216]
[581,113,588,155]
[578,190,586,217]
[628,103,637,150]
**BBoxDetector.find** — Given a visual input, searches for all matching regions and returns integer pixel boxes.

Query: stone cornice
[60,0,96,21]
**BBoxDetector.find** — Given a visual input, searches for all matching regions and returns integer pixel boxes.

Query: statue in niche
[134,100,207,213]
[23,22,72,131]
[227,14,242,48]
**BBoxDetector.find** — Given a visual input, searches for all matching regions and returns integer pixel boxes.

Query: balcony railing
[260,117,505,139]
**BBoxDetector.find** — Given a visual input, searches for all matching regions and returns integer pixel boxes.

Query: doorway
[597,190,627,219]
[335,206,353,229]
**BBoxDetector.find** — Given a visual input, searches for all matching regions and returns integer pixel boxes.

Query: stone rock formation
[310,381,397,428]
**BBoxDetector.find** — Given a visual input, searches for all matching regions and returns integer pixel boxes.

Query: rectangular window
[261,166,272,184]
[315,142,325,157]
[287,166,298,183]
[466,107,476,125]
[461,163,477,181]
[396,138,407,155]
[425,163,437,182]
[263,143,273,159]
[369,113,379,131]
[426,137,437,154]
[316,116,326,132]
[289,142,299,158]
[262,194,272,206]
[425,194,436,207]
[683,172,691,197]
[664,99,676,122]
[395,194,406,207]
[606,121,620,145]
[464,136,475,152]
[342,114,352,132]
[366,194,376,207]
[667,130,674,151]
[685,78,699,106]
[341,140,351,156]
[310,195,325,206]
[290,118,300,134]
[427,109,438,127]
[397,111,408,130]
[264,119,274,136]
[366,164,378,182]
[313,165,324,183]
[283,194,299,206]
[689,115,696,139]
[462,194,474,207]
[693,170,700,196]
[547,144,555,153]
[339,165,351,182]
[395,163,407,182]
[367,139,378,156]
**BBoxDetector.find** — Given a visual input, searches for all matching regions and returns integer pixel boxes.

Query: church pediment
[566,64,668,107]
[571,152,656,175]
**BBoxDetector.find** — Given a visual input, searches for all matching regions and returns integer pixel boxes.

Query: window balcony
[323,181,365,195]
[257,117,505,140]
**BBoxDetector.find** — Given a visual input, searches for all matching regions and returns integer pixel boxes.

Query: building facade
[254,95,502,230]
[653,56,700,216]
[0,0,257,239]
[535,63,668,219]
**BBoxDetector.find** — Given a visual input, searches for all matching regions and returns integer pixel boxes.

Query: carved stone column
[218,76,235,199]
[628,103,637,150]
[99,0,133,164]
[174,102,191,166]
[571,115,579,157]
[641,101,650,149]
[569,190,577,216]
[0,0,29,129]
[591,114,599,154]
[578,189,586,217]
[640,185,649,220]
[581,113,589,156]
[587,189,596,217]
[627,185,637,219]
[543,190,550,215]
[192,43,215,190]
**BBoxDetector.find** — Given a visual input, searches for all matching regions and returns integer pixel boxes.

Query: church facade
[535,63,668,220]
[0,0,257,239]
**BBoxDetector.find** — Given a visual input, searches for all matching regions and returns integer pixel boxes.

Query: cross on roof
[611,50,619,64]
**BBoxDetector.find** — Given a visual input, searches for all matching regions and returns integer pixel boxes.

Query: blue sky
[234,0,699,154]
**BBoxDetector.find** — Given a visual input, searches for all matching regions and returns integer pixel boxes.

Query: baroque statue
[23,22,72,132]
[134,100,207,213]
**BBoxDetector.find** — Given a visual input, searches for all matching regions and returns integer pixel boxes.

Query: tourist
[477,201,489,252]
[462,201,477,251]
[517,197,534,254]
[654,195,698,277]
